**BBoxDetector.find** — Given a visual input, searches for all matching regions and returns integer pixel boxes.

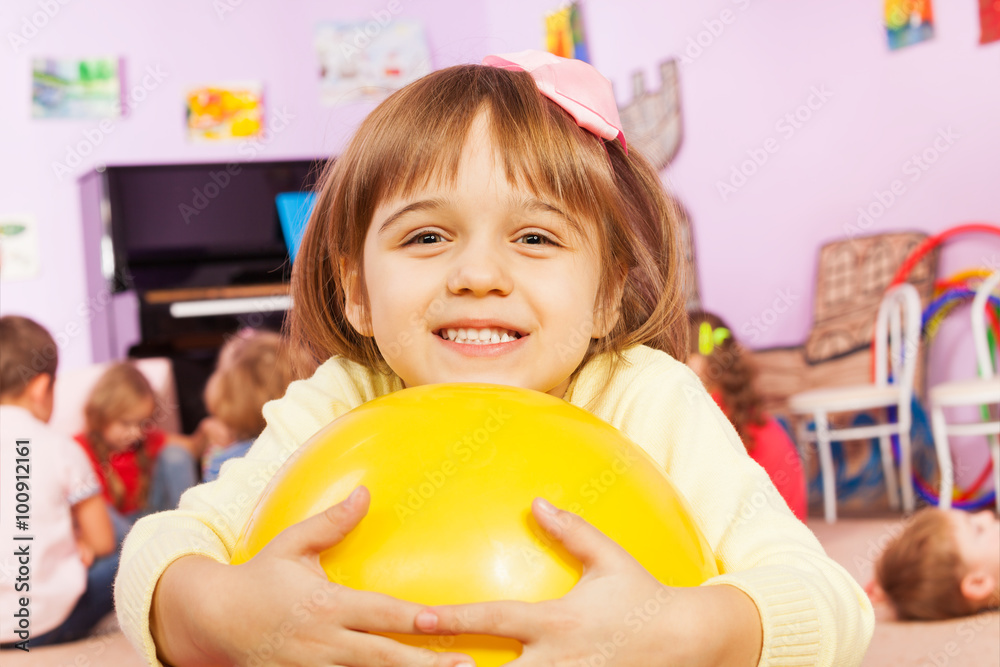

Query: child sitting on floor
[199,329,313,482]
[687,310,808,520]
[0,315,116,648]
[74,362,199,541]
[871,507,999,620]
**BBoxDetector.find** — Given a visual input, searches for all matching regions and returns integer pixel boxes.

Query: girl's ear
[592,268,627,339]
[339,257,372,336]
[960,570,997,608]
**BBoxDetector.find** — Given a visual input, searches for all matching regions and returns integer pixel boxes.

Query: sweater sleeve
[114,359,397,665]
[572,349,874,666]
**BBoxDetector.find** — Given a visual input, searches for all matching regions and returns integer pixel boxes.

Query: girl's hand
[151,487,475,667]
[414,499,763,666]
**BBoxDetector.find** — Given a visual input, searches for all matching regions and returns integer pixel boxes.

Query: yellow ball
[231,384,718,665]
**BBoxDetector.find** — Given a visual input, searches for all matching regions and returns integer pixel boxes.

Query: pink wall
[2,0,998,390]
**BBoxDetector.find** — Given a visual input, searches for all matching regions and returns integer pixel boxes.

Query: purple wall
[2,0,997,390]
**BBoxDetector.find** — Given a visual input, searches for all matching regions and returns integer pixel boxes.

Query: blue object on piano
[275,192,317,263]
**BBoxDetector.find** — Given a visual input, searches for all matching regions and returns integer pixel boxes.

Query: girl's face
[101,396,155,452]
[346,114,617,398]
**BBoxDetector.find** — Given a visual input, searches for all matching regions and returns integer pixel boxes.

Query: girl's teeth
[442,327,520,344]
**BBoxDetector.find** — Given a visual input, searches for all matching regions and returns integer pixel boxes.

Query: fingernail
[346,486,363,507]
[415,609,438,630]
[536,497,557,514]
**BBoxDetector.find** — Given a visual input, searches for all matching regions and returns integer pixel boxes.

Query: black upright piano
[79,159,324,432]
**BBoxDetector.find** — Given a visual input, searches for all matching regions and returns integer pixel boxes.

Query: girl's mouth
[436,327,524,345]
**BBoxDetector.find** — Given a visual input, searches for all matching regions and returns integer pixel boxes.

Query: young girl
[75,363,199,542]
[686,311,809,521]
[870,507,999,620]
[117,51,873,666]
[199,329,314,482]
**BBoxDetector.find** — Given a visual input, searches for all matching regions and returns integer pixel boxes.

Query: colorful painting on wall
[315,19,431,106]
[0,216,40,282]
[981,0,1000,44]
[185,84,264,141]
[32,57,121,119]
[885,0,935,50]
[545,2,590,62]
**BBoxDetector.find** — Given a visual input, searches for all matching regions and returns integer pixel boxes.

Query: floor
[3,517,997,666]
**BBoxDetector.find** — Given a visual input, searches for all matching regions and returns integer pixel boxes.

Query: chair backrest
[972,271,1000,379]
[873,283,922,400]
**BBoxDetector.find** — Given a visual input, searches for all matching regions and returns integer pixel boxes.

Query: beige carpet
[3,517,997,666]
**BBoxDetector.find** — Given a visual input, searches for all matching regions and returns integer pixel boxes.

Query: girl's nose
[446,240,513,297]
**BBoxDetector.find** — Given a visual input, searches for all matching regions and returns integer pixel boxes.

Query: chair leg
[930,403,953,510]
[878,434,900,511]
[815,410,837,523]
[898,425,915,514]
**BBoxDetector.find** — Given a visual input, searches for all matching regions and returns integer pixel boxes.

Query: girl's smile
[343,113,617,398]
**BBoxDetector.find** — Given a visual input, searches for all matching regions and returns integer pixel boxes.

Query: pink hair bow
[483,50,627,154]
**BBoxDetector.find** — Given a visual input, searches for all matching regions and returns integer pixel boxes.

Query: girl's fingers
[271,486,370,557]
[530,497,632,573]
[414,599,541,643]
[338,631,475,667]
[337,588,457,635]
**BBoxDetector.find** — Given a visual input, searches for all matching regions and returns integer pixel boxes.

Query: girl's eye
[517,233,555,246]
[406,232,443,245]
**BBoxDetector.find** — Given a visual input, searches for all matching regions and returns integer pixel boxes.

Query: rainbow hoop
[870,223,1000,509]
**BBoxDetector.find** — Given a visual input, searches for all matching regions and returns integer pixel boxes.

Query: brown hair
[0,315,58,399]
[687,311,766,450]
[875,508,978,620]
[290,63,688,379]
[205,330,314,441]
[84,363,156,510]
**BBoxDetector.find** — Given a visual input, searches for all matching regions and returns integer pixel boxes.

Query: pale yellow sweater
[115,346,873,665]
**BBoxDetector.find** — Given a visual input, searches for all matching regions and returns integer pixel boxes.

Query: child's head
[875,508,1000,620]
[0,315,58,421]
[84,362,156,453]
[291,53,689,396]
[204,330,311,441]
[686,311,764,449]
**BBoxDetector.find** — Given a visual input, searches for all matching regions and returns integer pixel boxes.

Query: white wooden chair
[931,271,1000,513]
[789,283,923,523]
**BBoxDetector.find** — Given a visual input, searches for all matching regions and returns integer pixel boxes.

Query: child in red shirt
[74,363,199,539]
[687,311,808,521]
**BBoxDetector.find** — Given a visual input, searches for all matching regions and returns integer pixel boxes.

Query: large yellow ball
[231,384,718,665]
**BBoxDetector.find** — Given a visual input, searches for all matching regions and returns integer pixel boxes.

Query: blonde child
[117,51,873,666]
[199,329,314,482]
[0,316,116,647]
[871,507,999,620]
[687,311,808,521]
[75,363,199,540]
